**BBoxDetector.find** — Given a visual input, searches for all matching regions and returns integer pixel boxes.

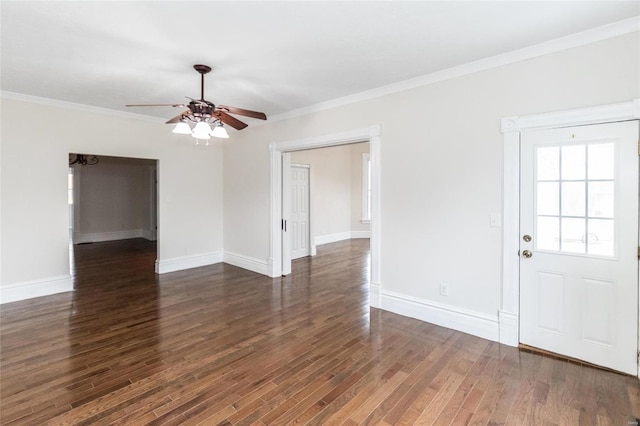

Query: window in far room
[68,167,74,229]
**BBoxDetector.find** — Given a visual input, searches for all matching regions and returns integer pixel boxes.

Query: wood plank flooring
[1,238,638,425]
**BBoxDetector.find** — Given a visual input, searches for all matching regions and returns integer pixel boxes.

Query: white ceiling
[2,1,639,122]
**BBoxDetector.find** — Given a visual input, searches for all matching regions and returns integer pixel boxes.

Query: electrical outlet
[440,282,449,297]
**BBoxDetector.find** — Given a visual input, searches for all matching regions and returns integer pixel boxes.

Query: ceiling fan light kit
[192,121,213,140]
[172,121,192,135]
[211,122,229,139]
[126,64,266,144]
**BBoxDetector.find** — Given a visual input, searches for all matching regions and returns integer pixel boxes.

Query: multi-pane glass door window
[535,142,615,256]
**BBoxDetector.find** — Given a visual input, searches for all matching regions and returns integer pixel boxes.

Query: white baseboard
[314,231,371,246]
[369,281,381,308]
[314,231,352,246]
[498,310,519,347]
[155,251,223,274]
[74,229,144,244]
[380,290,499,342]
[351,230,371,239]
[0,275,73,304]
[141,229,156,241]
[267,257,276,278]
[223,251,269,276]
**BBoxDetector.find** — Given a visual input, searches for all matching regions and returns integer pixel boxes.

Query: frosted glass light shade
[192,122,212,139]
[172,122,192,135]
[211,124,229,139]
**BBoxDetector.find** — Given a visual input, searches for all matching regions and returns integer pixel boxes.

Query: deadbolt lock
[523,234,532,242]
[522,250,532,258]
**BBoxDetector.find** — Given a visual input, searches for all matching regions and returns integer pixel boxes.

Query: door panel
[582,277,615,346]
[520,120,638,375]
[534,271,564,334]
[290,165,310,260]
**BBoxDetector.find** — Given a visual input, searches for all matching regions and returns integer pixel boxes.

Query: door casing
[500,99,640,376]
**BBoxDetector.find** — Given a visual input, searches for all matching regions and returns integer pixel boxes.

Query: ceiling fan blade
[165,110,192,124]
[214,111,248,130]
[126,103,187,107]
[217,105,267,120]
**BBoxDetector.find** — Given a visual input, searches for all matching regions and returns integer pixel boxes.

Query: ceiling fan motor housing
[187,101,216,121]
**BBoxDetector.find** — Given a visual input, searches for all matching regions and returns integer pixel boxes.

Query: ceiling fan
[126,65,267,140]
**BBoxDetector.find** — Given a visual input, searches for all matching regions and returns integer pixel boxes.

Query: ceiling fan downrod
[193,64,212,102]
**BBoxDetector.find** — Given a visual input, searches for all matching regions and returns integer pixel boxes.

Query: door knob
[522,250,532,258]
[523,234,532,242]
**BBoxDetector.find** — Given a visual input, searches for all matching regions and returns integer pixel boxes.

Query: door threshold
[518,344,632,377]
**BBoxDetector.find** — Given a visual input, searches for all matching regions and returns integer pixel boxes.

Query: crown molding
[268,17,640,124]
[2,17,638,126]
[0,91,164,123]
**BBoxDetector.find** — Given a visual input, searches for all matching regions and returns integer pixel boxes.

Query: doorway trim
[499,99,640,349]
[269,125,381,307]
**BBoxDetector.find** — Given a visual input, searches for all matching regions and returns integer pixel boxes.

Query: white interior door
[290,164,310,260]
[520,120,639,375]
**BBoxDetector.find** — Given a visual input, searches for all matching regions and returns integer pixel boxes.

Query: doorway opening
[269,125,381,308]
[68,153,158,274]
[286,142,371,264]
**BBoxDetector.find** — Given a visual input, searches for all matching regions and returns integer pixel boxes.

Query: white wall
[222,33,639,334]
[1,99,223,300]
[291,142,369,246]
[73,155,156,243]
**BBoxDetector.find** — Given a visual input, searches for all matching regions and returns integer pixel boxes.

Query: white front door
[290,164,310,260]
[520,120,639,375]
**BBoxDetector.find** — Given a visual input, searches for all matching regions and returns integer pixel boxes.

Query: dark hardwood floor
[1,238,638,425]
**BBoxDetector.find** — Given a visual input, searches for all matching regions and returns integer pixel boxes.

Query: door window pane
[561,217,586,254]
[588,181,614,218]
[561,145,585,180]
[537,216,559,251]
[587,219,614,256]
[537,182,559,216]
[537,146,559,180]
[588,143,614,180]
[561,182,585,217]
